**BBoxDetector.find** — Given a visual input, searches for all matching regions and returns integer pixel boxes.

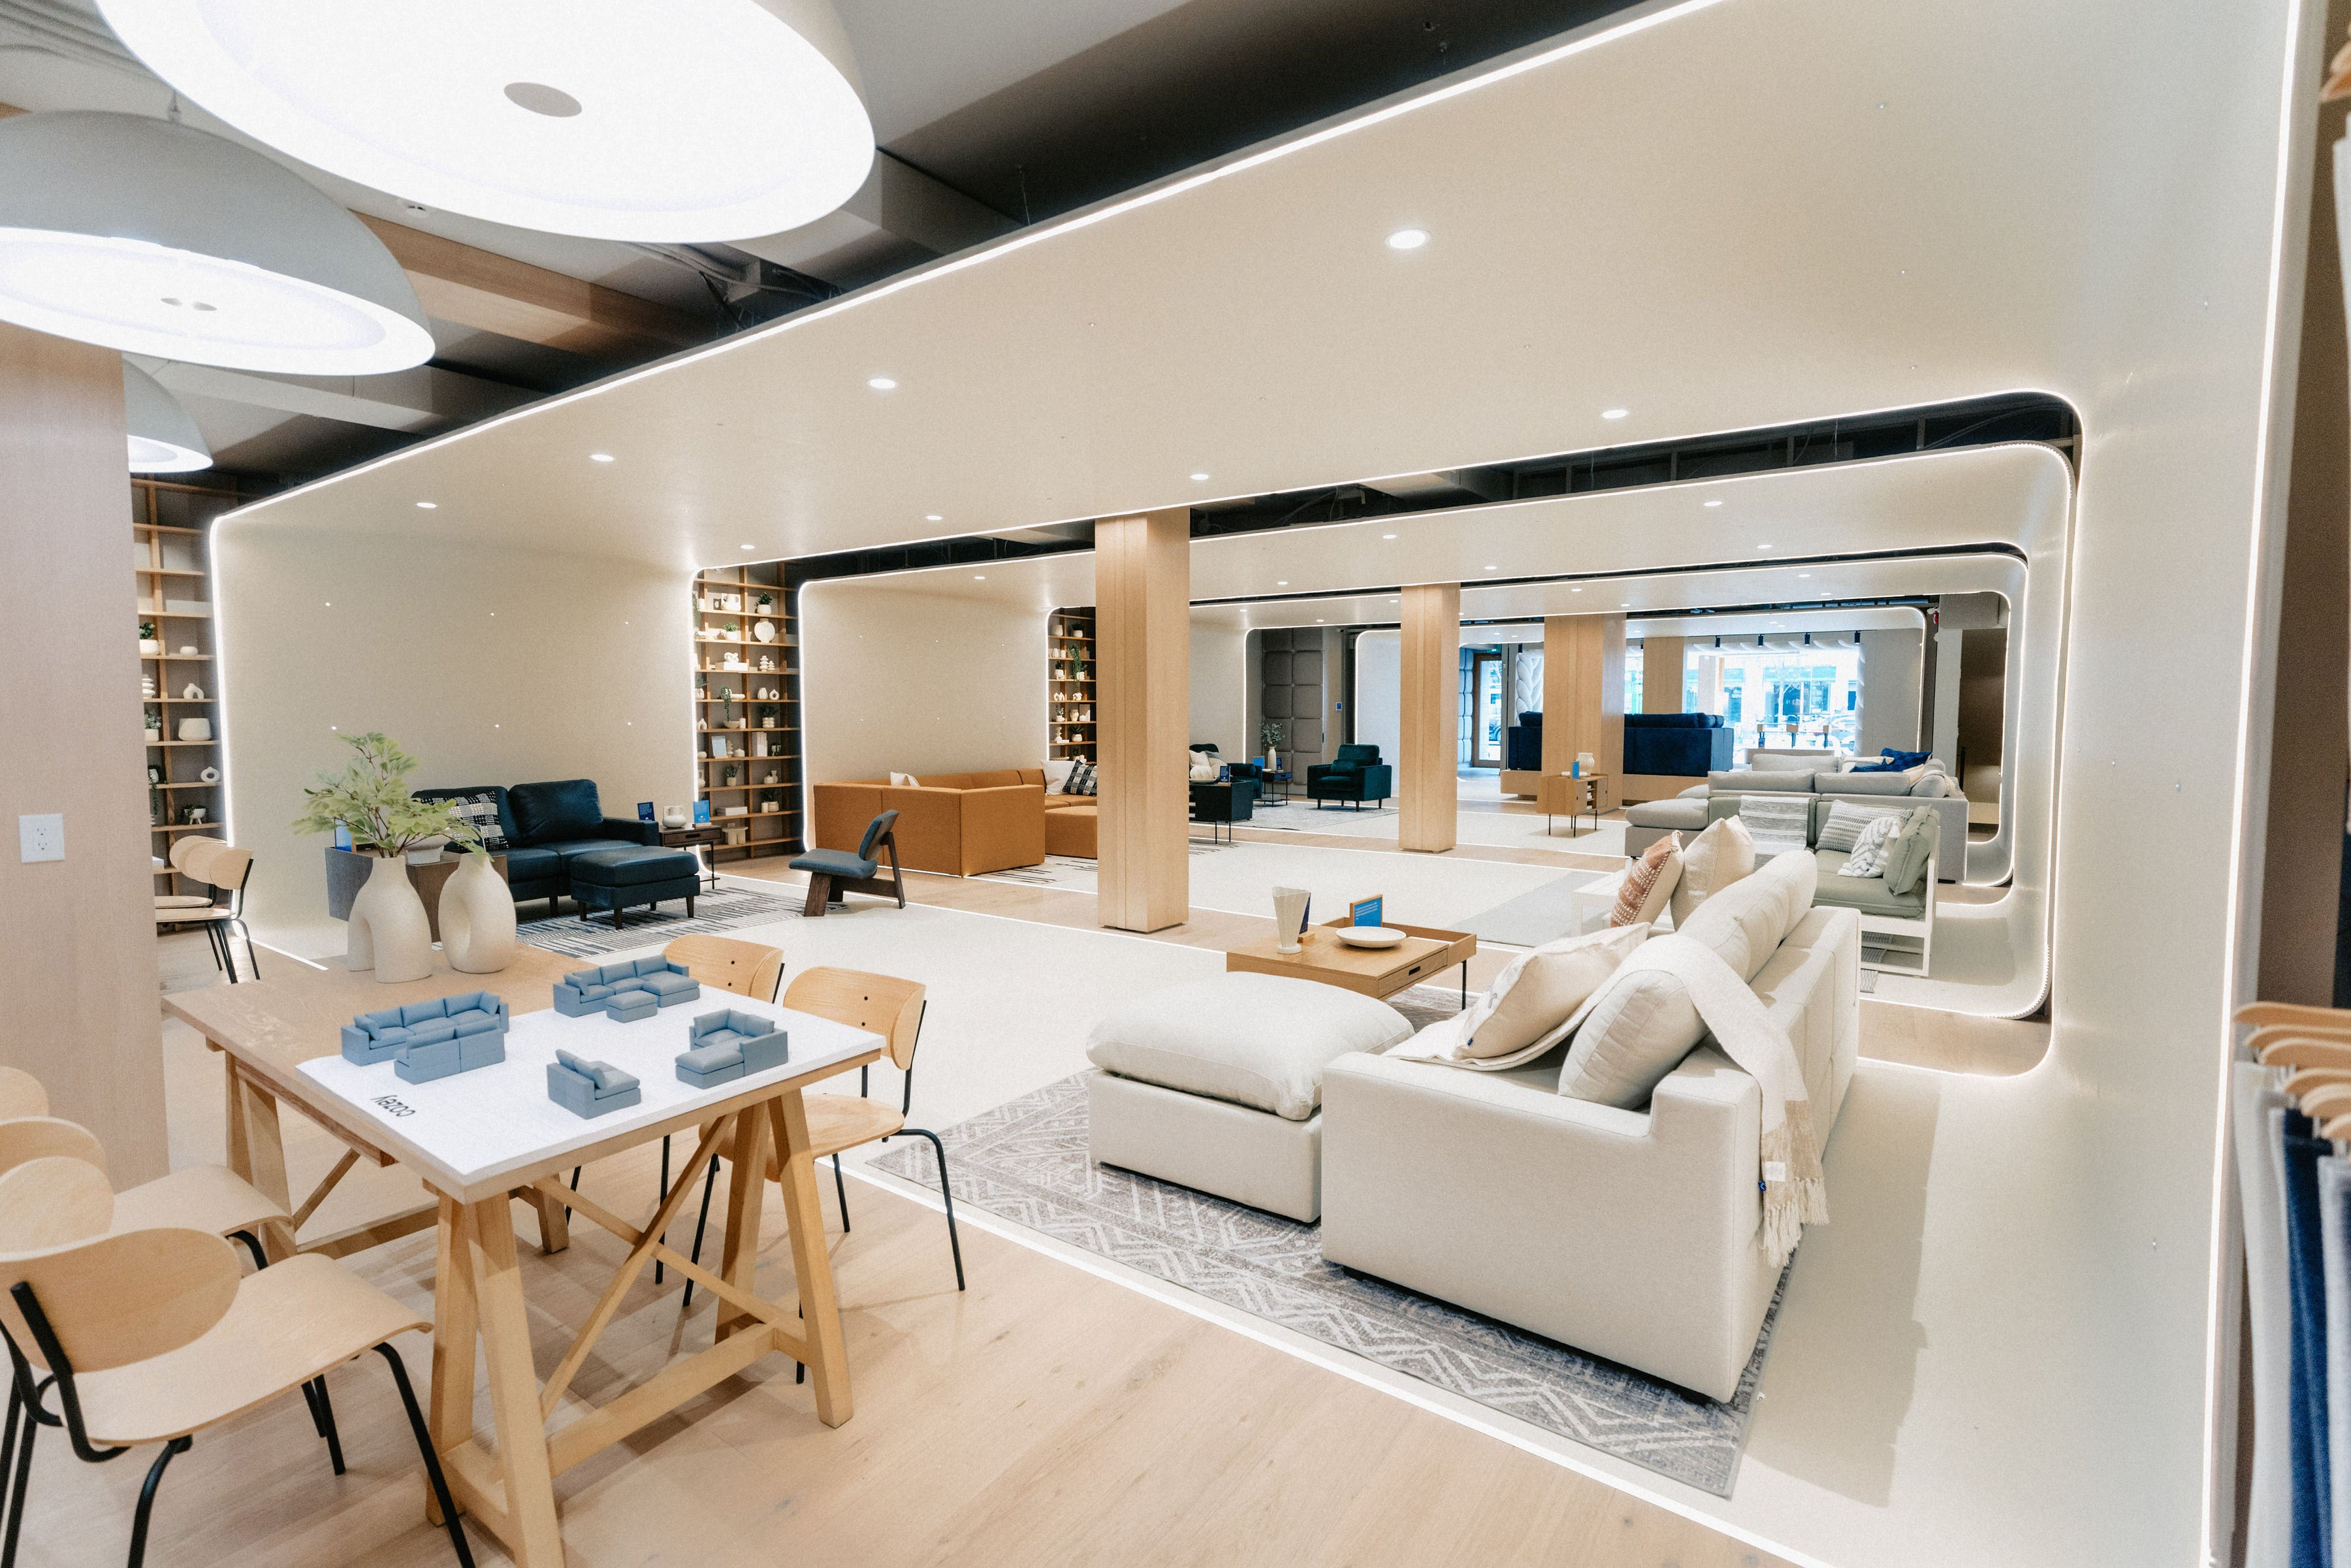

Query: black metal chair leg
[909,1130,967,1291]
[654,1136,671,1283]
[0,1383,20,1568]
[229,1230,268,1273]
[566,1165,581,1222]
[833,1154,849,1233]
[0,1381,31,1568]
[236,921,259,981]
[125,1436,190,1568]
[374,1345,475,1568]
[682,1156,720,1309]
[312,1376,344,1475]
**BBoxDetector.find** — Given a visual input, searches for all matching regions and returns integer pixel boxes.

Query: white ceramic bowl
[1333,926,1407,949]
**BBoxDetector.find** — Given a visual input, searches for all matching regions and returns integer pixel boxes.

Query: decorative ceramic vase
[178,645,198,656]
[199,766,219,784]
[440,851,515,974]
[138,638,162,655]
[664,805,689,828]
[405,837,447,866]
[178,716,212,741]
[752,618,775,643]
[182,682,204,700]
[347,852,432,982]
[1272,887,1311,954]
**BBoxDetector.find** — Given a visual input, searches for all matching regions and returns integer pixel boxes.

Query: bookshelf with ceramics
[135,477,236,897]
[694,562,799,863]
[1048,607,1096,763]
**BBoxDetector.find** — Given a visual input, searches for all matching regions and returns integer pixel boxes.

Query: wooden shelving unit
[692,562,799,863]
[1048,607,1098,763]
[135,477,237,892]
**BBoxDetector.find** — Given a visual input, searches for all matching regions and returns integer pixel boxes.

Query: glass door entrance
[1472,651,1505,768]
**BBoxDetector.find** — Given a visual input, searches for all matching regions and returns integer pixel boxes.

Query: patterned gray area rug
[517,885,803,959]
[872,1025,1782,1496]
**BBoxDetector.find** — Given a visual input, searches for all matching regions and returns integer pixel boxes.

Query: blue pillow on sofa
[1855,747,1932,773]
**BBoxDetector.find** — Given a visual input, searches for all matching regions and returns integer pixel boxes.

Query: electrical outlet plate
[18,813,63,863]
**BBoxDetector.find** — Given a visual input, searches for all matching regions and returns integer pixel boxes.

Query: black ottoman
[568,848,700,930]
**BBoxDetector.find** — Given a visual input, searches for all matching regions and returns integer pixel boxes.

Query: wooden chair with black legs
[0,1166,473,1568]
[0,1099,294,1270]
[562,935,786,1283]
[682,968,965,1336]
[152,837,260,984]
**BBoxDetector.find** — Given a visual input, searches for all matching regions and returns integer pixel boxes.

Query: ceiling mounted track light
[0,111,432,374]
[123,360,211,472]
[98,0,877,242]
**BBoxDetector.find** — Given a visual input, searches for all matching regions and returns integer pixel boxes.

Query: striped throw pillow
[1816,799,1906,853]
[1611,834,1681,926]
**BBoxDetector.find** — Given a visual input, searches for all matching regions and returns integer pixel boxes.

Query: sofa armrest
[1360,763,1393,799]
[599,816,662,846]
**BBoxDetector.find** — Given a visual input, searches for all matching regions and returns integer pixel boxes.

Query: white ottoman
[1084,972,1413,1221]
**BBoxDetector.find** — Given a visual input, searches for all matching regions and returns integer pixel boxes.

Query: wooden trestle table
[164,944,884,1567]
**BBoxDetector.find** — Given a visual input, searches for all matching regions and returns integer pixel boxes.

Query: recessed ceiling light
[1620,601,1631,607]
[925,513,942,522]
[1382,533,1397,539]
[973,574,985,581]
[1190,472,1210,481]
[740,543,756,551]
[415,500,436,509]
[1601,408,1629,420]
[1386,228,1428,250]
[1317,618,1326,622]
[0,110,431,374]
[1798,572,1812,579]
[95,0,876,244]
[1704,500,1723,508]
[1757,544,1772,551]
[590,452,615,462]
[867,376,896,391]
[1485,564,1498,571]
[1570,586,1582,593]
[1277,581,1288,586]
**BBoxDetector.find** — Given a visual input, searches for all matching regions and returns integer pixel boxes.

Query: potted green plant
[292,732,476,983]
[138,620,161,655]
[1260,720,1287,775]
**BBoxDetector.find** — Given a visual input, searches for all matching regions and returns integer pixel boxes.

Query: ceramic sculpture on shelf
[440,847,515,974]
[178,716,212,741]
[182,682,204,700]
[289,731,476,984]
[199,766,219,784]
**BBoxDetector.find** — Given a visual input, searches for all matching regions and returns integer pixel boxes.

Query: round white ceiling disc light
[1386,228,1428,250]
[0,112,432,374]
[97,0,877,242]
[123,360,210,472]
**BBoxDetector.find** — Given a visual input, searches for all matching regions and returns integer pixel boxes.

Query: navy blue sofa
[1505,711,1543,771]
[415,779,660,912]
[1622,713,1735,776]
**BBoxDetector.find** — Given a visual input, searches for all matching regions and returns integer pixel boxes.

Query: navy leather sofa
[1505,711,1543,771]
[1622,713,1735,776]
[415,779,660,912]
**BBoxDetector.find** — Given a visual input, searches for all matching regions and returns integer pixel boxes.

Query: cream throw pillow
[1669,815,1755,927]
[1676,848,1817,982]
[1450,924,1650,1063]
[1558,966,1704,1107]
[888,771,918,787]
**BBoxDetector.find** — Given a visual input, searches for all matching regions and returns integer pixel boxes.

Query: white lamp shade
[123,360,211,473]
[0,111,432,376]
[98,0,877,243]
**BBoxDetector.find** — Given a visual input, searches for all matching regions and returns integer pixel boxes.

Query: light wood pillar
[1640,635,1687,712]
[1096,508,1189,932]
[1398,583,1460,853]
[1543,614,1626,807]
[0,324,168,1183]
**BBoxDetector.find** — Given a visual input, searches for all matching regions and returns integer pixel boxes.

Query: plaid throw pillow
[1611,833,1680,926]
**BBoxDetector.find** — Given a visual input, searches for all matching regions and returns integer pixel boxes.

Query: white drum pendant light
[98,0,878,243]
[123,360,211,473]
[0,111,433,375]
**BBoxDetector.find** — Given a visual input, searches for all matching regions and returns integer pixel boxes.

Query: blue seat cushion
[569,848,699,886]
[500,846,564,886]
[641,970,698,997]
[509,778,605,844]
[534,838,643,869]
[790,849,878,879]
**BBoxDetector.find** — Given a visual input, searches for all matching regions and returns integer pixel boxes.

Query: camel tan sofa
[813,771,1049,876]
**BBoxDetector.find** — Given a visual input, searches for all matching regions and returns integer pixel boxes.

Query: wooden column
[1096,509,1189,932]
[0,324,168,1182]
[1640,635,1687,712]
[1398,583,1460,853]
[1543,614,1626,808]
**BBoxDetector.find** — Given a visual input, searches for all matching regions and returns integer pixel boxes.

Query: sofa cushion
[1810,850,1927,918]
[1735,794,1814,857]
[531,837,640,868]
[1671,815,1756,927]
[1708,768,1815,793]
[1450,924,1650,1063]
[1817,799,1907,853]
[1624,798,1706,831]
[1043,758,1077,791]
[1612,837,1680,926]
[1557,967,1704,1108]
[1838,810,1905,876]
[1677,849,1817,982]
[570,847,698,887]
[1883,806,1938,895]
[1085,972,1412,1120]
[508,778,603,843]
[500,846,564,887]
[1826,769,1921,797]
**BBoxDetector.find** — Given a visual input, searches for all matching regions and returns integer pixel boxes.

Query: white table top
[299,993,880,1198]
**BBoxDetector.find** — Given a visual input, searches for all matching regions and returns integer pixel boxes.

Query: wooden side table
[1225,918,1477,1007]
[1536,773,1610,837]
[660,824,728,891]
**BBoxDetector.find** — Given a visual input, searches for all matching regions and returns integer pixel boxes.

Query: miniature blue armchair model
[554,956,701,1016]
[342,991,510,1069]
[547,1049,642,1118]
[674,1008,790,1087]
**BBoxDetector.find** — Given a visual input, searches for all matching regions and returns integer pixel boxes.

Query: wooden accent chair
[682,968,965,1327]
[0,1203,472,1568]
[152,837,259,984]
[0,1117,291,1272]
[786,809,906,917]
[0,1074,43,1124]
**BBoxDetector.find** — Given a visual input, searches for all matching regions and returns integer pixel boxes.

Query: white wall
[1353,629,1401,769]
[215,523,696,939]
[799,579,1049,790]
[1189,615,1247,758]
[1857,626,1926,757]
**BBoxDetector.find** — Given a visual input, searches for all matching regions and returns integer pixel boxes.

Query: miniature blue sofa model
[546,1049,641,1118]
[341,991,511,1066]
[553,956,701,1017]
[674,1008,790,1088]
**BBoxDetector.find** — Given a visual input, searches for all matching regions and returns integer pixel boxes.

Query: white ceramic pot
[347,852,433,982]
[440,851,515,974]
[663,806,689,828]
[138,638,162,655]
[178,716,212,741]
[405,837,447,866]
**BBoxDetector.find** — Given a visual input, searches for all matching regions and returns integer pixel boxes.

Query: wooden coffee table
[1226,918,1477,1007]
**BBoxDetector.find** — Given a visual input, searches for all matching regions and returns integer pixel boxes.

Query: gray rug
[1457,871,1603,948]
[517,885,803,959]
[871,1034,1781,1496]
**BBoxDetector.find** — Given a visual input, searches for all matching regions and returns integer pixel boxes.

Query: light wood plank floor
[36,932,1793,1568]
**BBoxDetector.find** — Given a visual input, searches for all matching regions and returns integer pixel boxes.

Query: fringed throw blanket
[1735,795,1812,858]
[1618,935,1828,1266]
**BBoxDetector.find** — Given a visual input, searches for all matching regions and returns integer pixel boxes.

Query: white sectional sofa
[1319,905,1861,1401]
